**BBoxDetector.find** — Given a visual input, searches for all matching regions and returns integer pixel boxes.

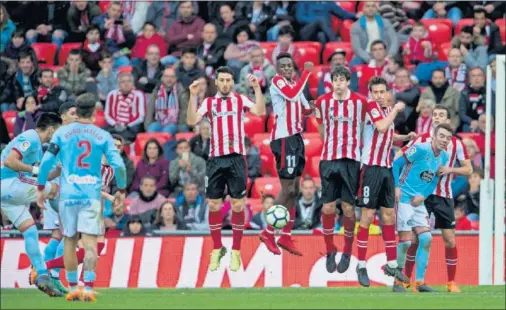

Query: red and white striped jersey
[314,90,366,161]
[197,92,255,157]
[101,164,114,192]
[105,89,145,127]
[401,132,469,198]
[269,72,311,140]
[361,102,395,168]
[416,116,432,134]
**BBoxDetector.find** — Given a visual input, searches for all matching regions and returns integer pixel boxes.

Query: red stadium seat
[424,23,452,45]
[266,114,275,133]
[174,132,196,141]
[94,110,107,128]
[251,177,281,199]
[99,1,110,13]
[252,133,271,148]
[58,43,82,65]
[260,154,278,177]
[306,116,320,133]
[323,42,353,64]
[302,133,323,158]
[308,65,325,90]
[31,43,57,65]
[130,155,141,168]
[295,42,323,54]
[340,20,354,42]
[259,42,277,62]
[421,18,453,31]
[244,113,266,137]
[293,45,320,67]
[470,220,480,231]
[306,156,320,178]
[437,41,453,61]
[351,64,365,79]
[336,1,356,13]
[455,19,474,34]
[248,198,263,214]
[331,16,343,33]
[134,133,171,155]
[2,111,17,139]
[496,18,506,43]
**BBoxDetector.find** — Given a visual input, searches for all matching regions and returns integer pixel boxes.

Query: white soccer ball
[266,205,290,229]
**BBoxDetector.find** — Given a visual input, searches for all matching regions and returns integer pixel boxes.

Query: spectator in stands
[122,215,150,236]
[36,69,68,114]
[80,25,106,78]
[454,204,472,230]
[66,1,101,43]
[146,1,199,37]
[250,194,275,230]
[357,40,390,95]
[403,22,434,65]
[245,137,261,179]
[238,46,276,106]
[152,201,187,231]
[296,1,356,44]
[472,7,503,54]
[13,95,39,136]
[175,181,208,231]
[224,26,260,81]
[131,22,167,65]
[105,201,129,232]
[190,119,210,161]
[197,23,226,77]
[0,57,16,112]
[271,25,299,66]
[451,26,488,69]
[265,2,296,42]
[214,3,249,44]
[475,114,495,137]
[93,1,136,67]
[129,175,168,216]
[457,169,482,221]
[462,138,483,169]
[175,47,206,88]
[0,4,16,53]
[119,0,149,35]
[422,2,463,27]
[165,1,205,63]
[489,55,496,91]
[235,1,274,42]
[25,2,68,48]
[145,67,187,134]
[445,48,468,92]
[378,1,413,41]
[109,135,135,193]
[3,30,38,64]
[130,139,170,197]
[419,69,461,129]
[179,75,216,115]
[459,67,488,132]
[133,45,164,94]
[12,52,40,111]
[295,178,320,230]
[96,52,118,102]
[105,72,145,142]
[57,49,92,99]
[350,2,399,67]
[169,139,206,195]
[414,98,434,134]
[392,67,421,133]
[318,50,347,96]
[467,1,506,22]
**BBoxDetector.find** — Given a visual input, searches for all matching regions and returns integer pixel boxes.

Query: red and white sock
[382,224,398,267]
[322,213,336,254]
[280,207,296,239]
[445,246,457,282]
[342,215,355,255]
[404,243,418,279]
[357,225,369,268]
[209,210,223,249]
[231,210,244,251]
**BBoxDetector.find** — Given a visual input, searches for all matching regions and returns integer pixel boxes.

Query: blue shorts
[59,198,104,237]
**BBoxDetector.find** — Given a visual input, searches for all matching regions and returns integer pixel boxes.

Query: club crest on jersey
[420,170,435,183]
[315,108,321,118]
[20,141,30,151]
[287,167,294,174]
[371,108,380,118]
[276,79,286,89]
[406,147,416,157]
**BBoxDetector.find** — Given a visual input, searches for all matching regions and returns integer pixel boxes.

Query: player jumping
[36,93,127,302]
[259,52,313,256]
[313,66,365,273]
[0,113,63,297]
[392,123,452,293]
[187,67,265,272]
[355,77,414,287]
[396,106,472,293]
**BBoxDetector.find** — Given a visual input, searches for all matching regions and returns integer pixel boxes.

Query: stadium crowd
[0,1,504,236]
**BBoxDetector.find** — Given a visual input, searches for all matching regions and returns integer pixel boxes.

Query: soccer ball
[266,205,290,229]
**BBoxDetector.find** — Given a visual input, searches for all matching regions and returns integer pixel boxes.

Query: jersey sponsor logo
[67,174,100,185]
[20,141,30,151]
[276,79,286,89]
[315,108,321,119]
[420,170,435,183]
[211,110,237,118]
[370,108,380,119]
[406,147,416,157]
[63,199,92,207]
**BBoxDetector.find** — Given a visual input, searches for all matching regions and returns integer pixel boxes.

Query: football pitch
[1,286,505,309]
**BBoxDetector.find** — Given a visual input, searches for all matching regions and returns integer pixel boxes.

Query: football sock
[445,246,458,282]
[79,242,105,282]
[50,239,65,277]
[381,224,398,267]
[396,240,412,269]
[83,270,96,293]
[44,238,60,277]
[281,207,296,237]
[209,210,223,249]
[231,210,244,250]
[322,213,336,253]
[342,215,355,255]
[405,242,419,278]
[265,225,275,234]
[46,247,85,269]
[66,270,78,292]
[357,225,369,268]
[415,232,432,282]
[22,225,48,275]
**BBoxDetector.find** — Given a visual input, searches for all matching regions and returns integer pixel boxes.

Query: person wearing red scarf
[237,46,276,106]
[36,69,67,114]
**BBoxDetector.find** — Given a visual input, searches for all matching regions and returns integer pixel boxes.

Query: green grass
[1,286,505,309]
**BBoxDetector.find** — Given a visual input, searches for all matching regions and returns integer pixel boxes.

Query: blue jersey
[37,122,126,201]
[393,141,449,204]
[1,130,42,180]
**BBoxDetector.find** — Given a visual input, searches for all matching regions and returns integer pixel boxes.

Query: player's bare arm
[3,151,38,174]
[247,74,266,116]
[438,159,473,177]
[374,102,405,133]
[187,80,202,126]
[393,132,417,142]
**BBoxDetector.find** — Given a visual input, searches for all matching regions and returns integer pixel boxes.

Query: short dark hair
[432,68,446,77]
[244,137,252,148]
[143,21,156,29]
[276,52,293,62]
[142,138,164,161]
[262,194,275,202]
[86,24,100,34]
[473,7,487,16]
[461,25,474,35]
[331,66,351,81]
[18,51,33,62]
[141,175,157,185]
[68,49,81,57]
[112,134,125,144]
[368,76,390,92]
[75,93,96,119]
[433,105,452,119]
[40,68,54,77]
[58,101,76,115]
[175,139,189,148]
[233,25,253,44]
[278,25,295,38]
[36,112,62,130]
[370,40,386,49]
[413,21,425,28]
[328,50,346,62]
[215,66,234,79]
[181,46,197,56]
[434,123,453,135]
[12,29,25,39]
[99,51,113,61]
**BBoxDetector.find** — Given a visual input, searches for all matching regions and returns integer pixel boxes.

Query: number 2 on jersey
[77,140,91,168]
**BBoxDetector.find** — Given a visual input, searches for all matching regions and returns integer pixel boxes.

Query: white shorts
[59,199,104,237]
[396,202,430,232]
[42,203,60,230]
[0,177,52,228]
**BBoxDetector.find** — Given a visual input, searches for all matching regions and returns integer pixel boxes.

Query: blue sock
[397,240,411,269]
[415,232,433,282]
[83,271,96,293]
[50,239,65,278]
[66,270,78,292]
[22,226,47,276]
[44,238,59,262]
